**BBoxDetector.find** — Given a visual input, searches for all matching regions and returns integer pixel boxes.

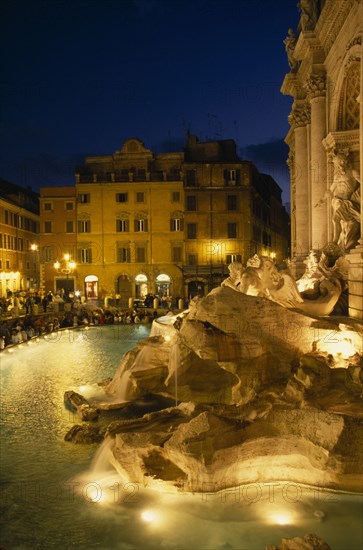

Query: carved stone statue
[284,28,298,71]
[221,261,244,290]
[223,252,344,317]
[330,149,361,252]
[297,0,318,31]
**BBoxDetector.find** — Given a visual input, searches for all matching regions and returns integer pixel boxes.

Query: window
[4,210,8,224]
[185,170,196,186]
[136,192,145,203]
[79,248,92,263]
[134,218,148,232]
[17,238,24,251]
[43,246,56,263]
[44,202,52,211]
[66,221,74,233]
[116,193,128,203]
[227,195,237,211]
[186,195,197,211]
[117,247,130,263]
[0,234,2,248]
[224,169,240,186]
[65,202,74,211]
[116,219,129,232]
[172,191,180,202]
[6,260,10,269]
[187,223,197,239]
[172,246,182,262]
[187,254,197,265]
[136,246,146,263]
[78,193,90,204]
[44,221,53,233]
[78,220,91,233]
[226,254,241,264]
[170,218,183,232]
[227,223,237,238]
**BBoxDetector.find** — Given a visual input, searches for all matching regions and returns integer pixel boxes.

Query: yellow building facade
[74,139,184,305]
[39,137,289,304]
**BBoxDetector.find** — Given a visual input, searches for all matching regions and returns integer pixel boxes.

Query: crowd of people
[0,302,160,351]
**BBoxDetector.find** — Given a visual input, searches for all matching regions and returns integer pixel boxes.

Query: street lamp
[30,243,39,290]
[53,254,76,295]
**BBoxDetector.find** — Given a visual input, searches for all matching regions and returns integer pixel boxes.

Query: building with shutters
[0,180,40,298]
[39,186,77,295]
[38,136,289,304]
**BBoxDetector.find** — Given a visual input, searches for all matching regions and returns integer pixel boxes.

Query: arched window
[338,62,360,130]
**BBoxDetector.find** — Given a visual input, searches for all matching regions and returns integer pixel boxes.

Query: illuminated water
[0,325,362,550]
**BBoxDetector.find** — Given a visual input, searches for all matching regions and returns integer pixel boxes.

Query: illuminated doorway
[155,273,171,296]
[85,275,98,299]
[135,273,148,299]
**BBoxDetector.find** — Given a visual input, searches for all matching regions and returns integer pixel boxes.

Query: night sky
[1,0,300,203]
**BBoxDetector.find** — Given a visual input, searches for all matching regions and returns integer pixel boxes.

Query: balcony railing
[76,171,183,184]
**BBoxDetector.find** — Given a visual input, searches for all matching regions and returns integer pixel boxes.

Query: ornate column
[305,73,328,252]
[288,102,311,275]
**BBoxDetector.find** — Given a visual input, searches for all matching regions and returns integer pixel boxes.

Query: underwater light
[141,510,157,523]
[270,512,293,525]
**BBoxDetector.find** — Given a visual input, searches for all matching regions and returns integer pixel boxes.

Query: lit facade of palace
[38,137,289,304]
[0,180,40,298]
[282,0,362,318]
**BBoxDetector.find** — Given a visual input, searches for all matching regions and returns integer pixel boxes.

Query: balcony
[182,264,228,277]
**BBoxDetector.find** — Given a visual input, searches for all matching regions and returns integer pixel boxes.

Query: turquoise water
[0,325,362,550]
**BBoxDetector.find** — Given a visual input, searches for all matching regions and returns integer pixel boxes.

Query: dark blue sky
[0,0,300,202]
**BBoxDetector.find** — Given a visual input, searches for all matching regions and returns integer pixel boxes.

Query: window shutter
[180,219,184,231]
[236,169,241,185]
[170,219,174,231]
[144,219,148,232]
[134,219,138,232]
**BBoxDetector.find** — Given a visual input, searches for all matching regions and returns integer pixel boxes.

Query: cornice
[294,30,322,61]
[281,73,308,100]
[322,129,360,152]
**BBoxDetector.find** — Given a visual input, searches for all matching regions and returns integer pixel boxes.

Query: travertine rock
[64,390,99,421]
[266,533,331,550]
[64,424,103,444]
[101,285,363,493]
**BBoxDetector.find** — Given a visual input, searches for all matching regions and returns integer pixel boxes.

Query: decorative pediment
[116,211,130,220]
[77,212,91,221]
[113,138,152,160]
[171,210,184,219]
[134,210,148,220]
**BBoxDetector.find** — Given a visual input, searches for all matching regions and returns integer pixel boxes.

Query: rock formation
[92,285,362,494]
